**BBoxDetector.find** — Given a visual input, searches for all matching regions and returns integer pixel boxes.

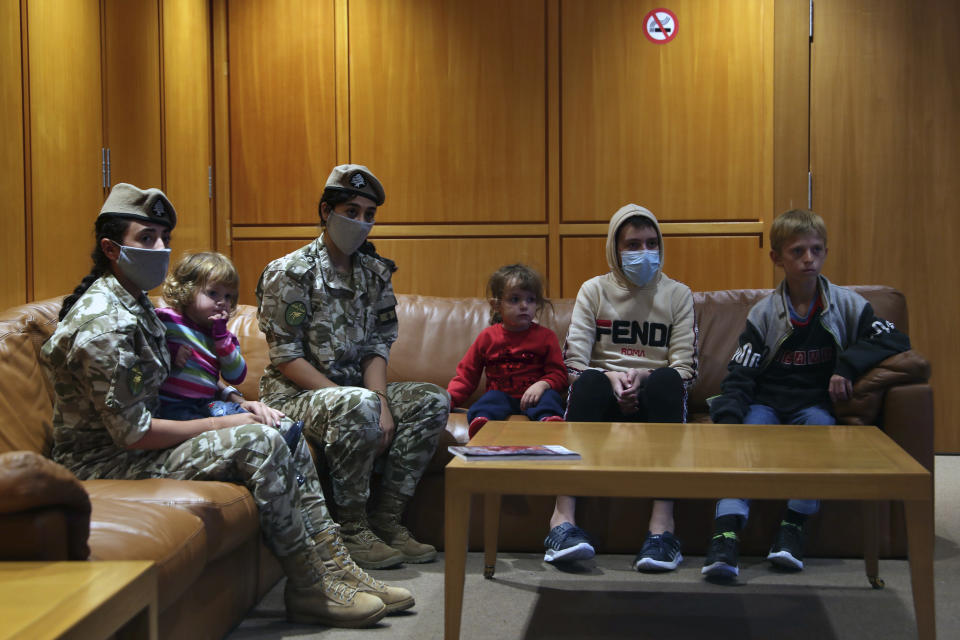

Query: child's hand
[829,374,853,403]
[240,400,285,427]
[520,380,550,410]
[210,312,230,339]
[174,347,193,369]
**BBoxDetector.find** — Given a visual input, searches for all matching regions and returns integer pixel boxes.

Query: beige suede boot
[338,504,405,569]
[314,528,415,613]
[369,491,437,564]
[278,544,386,627]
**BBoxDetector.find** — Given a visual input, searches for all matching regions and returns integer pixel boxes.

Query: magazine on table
[447,444,581,461]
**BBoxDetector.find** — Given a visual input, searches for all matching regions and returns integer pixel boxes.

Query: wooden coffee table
[444,421,934,639]
[0,561,157,639]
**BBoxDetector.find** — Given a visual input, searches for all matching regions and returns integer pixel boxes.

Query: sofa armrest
[0,450,91,560]
[878,383,935,472]
[835,350,931,426]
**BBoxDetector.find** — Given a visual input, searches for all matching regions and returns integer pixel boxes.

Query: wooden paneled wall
[1,0,213,304]
[0,0,26,310]
[222,0,776,306]
[810,0,960,451]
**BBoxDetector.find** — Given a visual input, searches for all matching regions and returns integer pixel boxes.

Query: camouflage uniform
[256,237,448,511]
[41,274,332,557]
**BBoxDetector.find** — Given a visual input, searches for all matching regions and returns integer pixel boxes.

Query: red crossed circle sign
[643,8,678,44]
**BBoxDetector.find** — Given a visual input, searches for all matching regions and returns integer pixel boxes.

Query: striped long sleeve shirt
[155,307,247,403]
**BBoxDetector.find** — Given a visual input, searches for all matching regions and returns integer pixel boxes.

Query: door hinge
[807,171,813,209]
[809,0,814,42]
[101,148,107,188]
[105,147,111,188]
[208,166,213,199]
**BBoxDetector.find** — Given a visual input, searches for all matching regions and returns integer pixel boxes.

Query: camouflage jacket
[41,274,170,472]
[256,236,399,396]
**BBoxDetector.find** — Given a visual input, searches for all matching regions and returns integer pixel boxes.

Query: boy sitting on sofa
[703,208,911,580]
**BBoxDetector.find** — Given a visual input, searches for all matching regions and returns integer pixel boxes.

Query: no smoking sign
[643,8,678,44]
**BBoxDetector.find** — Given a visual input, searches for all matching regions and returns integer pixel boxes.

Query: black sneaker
[634,531,683,571]
[543,523,595,563]
[767,521,805,570]
[702,531,740,578]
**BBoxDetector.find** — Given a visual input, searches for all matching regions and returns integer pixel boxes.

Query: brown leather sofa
[0,287,932,637]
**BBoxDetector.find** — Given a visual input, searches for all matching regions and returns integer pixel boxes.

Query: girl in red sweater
[446,264,567,437]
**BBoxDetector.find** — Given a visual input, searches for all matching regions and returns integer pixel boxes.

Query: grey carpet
[229,455,960,639]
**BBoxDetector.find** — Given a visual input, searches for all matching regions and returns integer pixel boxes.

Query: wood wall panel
[103,0,162,190]
[0,0,26,308]
[232,239,305,306]
[232,236,549,305]
[811,0,960,451]
[162,0,212,262]
[227,0,337,224]
[561,235,769,298]
[375,238,548,298]
[347,0,546,223]
[560,0,773,222]
[28,0,104,300]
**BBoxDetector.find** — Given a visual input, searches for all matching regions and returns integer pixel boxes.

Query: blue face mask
[621,250,660,287]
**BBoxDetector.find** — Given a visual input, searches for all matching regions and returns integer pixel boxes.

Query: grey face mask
[111,241,171,291]
[326,212,374,255]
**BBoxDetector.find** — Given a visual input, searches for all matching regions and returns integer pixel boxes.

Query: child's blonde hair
[487,264,548,325]
[770,209,828,254]
[162,252,240,316]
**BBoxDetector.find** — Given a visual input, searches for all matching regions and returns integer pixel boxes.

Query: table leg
[862,500,884,589]
[445,479,471,640]
[483,493,501,578]
[904,498,936,640]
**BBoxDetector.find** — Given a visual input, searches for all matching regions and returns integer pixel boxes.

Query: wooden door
[102,0,162,191]
[558,0,775,294]
[162,0,213,261]
[0,0,27,308]
[227,0,338,226]
[810,0,960,451]
[27,0,104,301]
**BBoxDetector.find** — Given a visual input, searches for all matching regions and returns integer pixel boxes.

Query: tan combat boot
[314,528,415,613]
[278,544,386,628]
[369,491,438,564]
[338,504,405,569]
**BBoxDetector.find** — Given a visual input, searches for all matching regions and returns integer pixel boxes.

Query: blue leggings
[715,403,836,520]
[467,388,564,423]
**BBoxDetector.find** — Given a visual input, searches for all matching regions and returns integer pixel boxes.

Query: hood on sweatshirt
[605,204,664,288]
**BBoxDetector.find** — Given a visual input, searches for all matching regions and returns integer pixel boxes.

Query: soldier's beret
[323,164,385,206]
[98,183,177,229]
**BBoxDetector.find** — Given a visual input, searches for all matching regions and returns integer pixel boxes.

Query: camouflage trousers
[70,420,333,557]
[262,381,449,510]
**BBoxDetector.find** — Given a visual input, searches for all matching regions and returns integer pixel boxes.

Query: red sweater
[447,323,567,407]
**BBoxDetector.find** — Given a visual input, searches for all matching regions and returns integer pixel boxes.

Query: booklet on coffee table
[447,444,581,461]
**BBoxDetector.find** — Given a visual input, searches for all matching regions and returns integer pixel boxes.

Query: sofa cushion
[84,478,258,563]
[88,497,207,611]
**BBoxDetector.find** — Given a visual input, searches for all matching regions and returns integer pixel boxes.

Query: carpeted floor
[229,455,960,639]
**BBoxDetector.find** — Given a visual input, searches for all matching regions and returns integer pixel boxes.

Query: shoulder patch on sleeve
[127,363,145,395]
[285,301,308,326]
[376,306,397,325]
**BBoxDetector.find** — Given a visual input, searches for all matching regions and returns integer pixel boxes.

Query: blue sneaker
[543,523,595,563]
[702,531,740,579]
[767,521,805,570]
[634,531,683,571]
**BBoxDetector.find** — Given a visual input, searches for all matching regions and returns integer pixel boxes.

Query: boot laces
[333,539,386,590]
[320,568,359,602]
